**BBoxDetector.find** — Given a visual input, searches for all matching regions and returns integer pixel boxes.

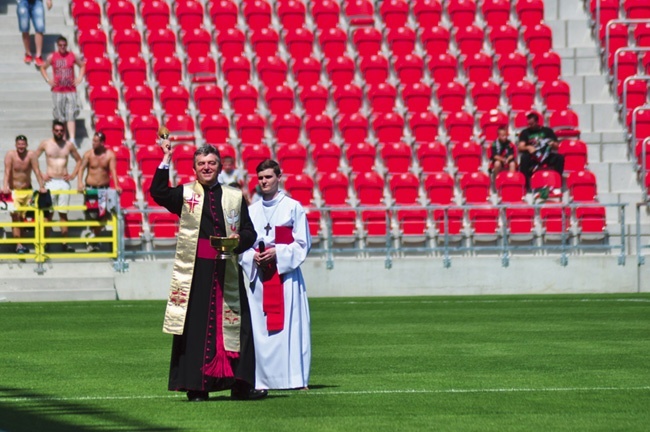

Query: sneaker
[62,244,76,253]
[24,53,33,64]
[34,56,44,67]
[16,245,29,254]
[86,244,101,252]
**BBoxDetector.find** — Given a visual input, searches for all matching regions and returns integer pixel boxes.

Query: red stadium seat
[610,51,639,85]
[257,56,288,88]
[488,24,518,57]
[464,51,494,85]
[251,27,279,58]
[387,26,417,57]
[345,0,375,26]
[136,145,161,176]
[292,56,322,88]
[618,78,647,114]
[460,171,491,204]
[159,85,190,116]
[428,53,458,85]
[505,206,536,241]
[421,26,450,57]
[78,28,107,60]
[165,114,196,143]
[567,170,598,202]
[149,211,180,245]
[471,80,501,113]
[118,56,147,87]
[276,142,307,175]
[373,113,405,144]
[517,0,545,27]
[299,84,329,115]
[312,0,340,30]
[85,56,113,89]
[147,28,176,61]
[541,80,571,112]
[339,112,368,144]
[549,109,581,139]
[181,27,211,60]
[171,143,196,176]
[523,24,553,57]
[212,143,236,160]
[417,141,447,173]
[228,84,259,115]
[236,113,266,145]
[367,83,397,114]
[479,109,508,142]
[425,171,455,204]
[391,172,428,240]
[216,28,245,59]
[153,56,182,87]
[222,56,251,87]
[305,114,334,144]
[452,141,482,175]
[112,145,131,176]
[333,83,363,115]
[141,0,170,30]
[558,139,588,174]
[117,176,136,208]
[175,0,205,33]
[468,207,499,240]
[244,0,272,28]
[575,205,607,240]
[624,0,650,19]
[413,0,442,28]
[209,0,238,30]
[360,54,390,86]
[380,141,412,174]
[394,54,425,85]
[326,55,356,87]
[437,81,467,113]
[312,142,342,173]
[445,111,475,144]
[532,51,562,83]
[495,171,526,203]
[389,172,420,204]
[241,144,272,173]
[284,173,315,205]
[540,205,571,240]
[530,168,562,193]
[284,28,314,60]
[265,85,295,116]
[352,27,382,58]
[130,114,159,147]
[106,0,136,31]
[402,82,432,113]
[634,22,650,47]
[498,51,528,86]
[409,111,440,143]
[482,0,511,27]
[455,25,484,57]
[355,171,388,239]
[194,84,223,116]
[278,0,306,30]
[113,28,141,60]
[89,85,118,117]
[381,0,409,29]
[124,85,154,117]
[513,109,544,132]
[71,0,101,31]
[448,0,477,29]
[200,113,230,145]
[346,141,376,173]
[506,80,536,112]
[272,112,301,144]
[318,27,347,60]
[319,171,350,205]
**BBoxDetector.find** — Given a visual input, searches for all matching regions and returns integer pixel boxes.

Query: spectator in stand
[17,0,52,66]
[2,135,47,254]
[39,36,85,146]
[489,126,517,179]
[518,112,564,190]
[217,156,245,188]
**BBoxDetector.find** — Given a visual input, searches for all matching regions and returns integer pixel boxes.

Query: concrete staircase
[545,0,648,235]
[0,0,92,162]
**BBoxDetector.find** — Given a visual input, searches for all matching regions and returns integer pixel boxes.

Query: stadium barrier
[0,189,118,274]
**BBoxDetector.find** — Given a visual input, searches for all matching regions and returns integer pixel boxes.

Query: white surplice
[239,192,312,390]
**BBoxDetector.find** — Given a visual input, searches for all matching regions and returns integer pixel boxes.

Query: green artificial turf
[1,294,649,431]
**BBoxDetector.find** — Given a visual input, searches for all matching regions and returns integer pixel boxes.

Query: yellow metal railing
[0,190,118,263]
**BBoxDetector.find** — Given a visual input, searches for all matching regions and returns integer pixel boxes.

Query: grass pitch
[1,294,649,431]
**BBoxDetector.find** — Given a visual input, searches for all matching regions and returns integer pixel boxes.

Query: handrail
[604,19,650,70]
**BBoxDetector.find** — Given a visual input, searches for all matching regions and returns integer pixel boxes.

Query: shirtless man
[2,135,47,254]
[77,132,121,250]
[34,120,82,252]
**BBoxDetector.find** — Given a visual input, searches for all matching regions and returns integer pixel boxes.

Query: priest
[239,159,312,390]
[150,139,267,402]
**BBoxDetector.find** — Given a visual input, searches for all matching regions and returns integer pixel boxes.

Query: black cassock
[150,168,257,392]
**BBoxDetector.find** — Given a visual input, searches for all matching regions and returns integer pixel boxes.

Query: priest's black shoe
[187,391,209,402]
[230,387,268,401]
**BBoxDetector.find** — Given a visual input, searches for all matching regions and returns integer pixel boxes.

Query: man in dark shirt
[518,112,564,190]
